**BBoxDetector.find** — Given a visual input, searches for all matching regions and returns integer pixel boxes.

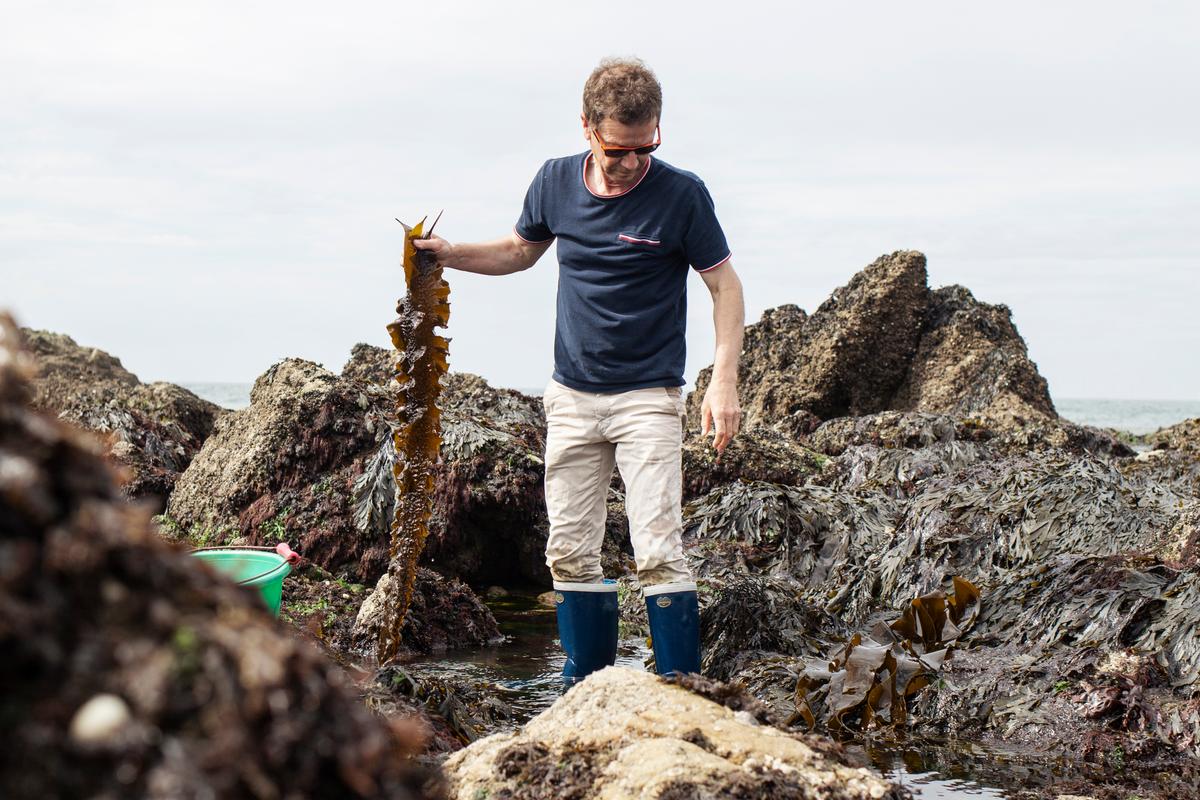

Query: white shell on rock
[69,693,132,745]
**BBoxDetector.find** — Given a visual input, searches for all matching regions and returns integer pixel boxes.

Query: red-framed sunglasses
[591,125,661,158]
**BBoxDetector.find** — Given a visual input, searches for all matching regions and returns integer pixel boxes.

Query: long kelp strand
[377,214,451,664]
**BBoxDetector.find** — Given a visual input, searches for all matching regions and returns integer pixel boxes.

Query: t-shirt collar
[581,152,653,199]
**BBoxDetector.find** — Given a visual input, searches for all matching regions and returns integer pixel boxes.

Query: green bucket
[191,544,300,617]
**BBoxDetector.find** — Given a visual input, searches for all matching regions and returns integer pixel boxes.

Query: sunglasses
[591,125,661,158]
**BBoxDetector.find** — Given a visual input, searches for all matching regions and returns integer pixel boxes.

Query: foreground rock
[442,667,902,800]
[166,347,548,586]
[20,327,221,507]
[689,251,1056,436]
[0,315,439,799]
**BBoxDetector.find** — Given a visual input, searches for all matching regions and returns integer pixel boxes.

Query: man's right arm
[412,232,552,276]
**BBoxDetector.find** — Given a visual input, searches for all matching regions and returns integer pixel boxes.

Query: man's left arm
[699,261,745,454]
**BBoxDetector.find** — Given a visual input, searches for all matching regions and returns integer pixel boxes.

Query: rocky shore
[5,249,1199,799]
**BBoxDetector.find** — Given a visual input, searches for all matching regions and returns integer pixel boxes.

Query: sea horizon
[179,381,1199,436]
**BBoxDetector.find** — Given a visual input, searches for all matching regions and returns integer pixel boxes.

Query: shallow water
[408,593,1015,799]
[404,593,649,722]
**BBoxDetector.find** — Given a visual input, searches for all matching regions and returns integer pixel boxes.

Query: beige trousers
[542,379,692,588]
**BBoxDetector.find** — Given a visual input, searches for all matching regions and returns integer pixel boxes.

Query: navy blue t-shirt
[515,152,731,394]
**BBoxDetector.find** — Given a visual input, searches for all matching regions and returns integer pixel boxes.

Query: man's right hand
[412,234,455,268]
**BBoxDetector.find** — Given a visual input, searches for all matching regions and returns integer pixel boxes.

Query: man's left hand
[700,380,741,456]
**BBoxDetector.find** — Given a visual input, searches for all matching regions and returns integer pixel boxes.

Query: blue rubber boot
[554,579,619,687]
[644,582,701,676]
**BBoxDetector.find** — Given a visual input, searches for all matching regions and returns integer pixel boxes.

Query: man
[414,57,744,684]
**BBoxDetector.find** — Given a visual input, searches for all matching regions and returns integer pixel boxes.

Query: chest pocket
[616,232,664,249]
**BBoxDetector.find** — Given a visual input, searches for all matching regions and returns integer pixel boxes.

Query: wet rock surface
[0,315,440,799]
[20,327,221,507]
[441,667,904,800]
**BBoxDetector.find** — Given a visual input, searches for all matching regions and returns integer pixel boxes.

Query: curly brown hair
[582,57,662,127]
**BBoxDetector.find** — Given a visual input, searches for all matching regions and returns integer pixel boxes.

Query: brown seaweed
[794,577,980,732]
[376,214,452,664]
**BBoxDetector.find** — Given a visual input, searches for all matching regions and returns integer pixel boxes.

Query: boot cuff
[643,581,698,597]
[553,580,618,593]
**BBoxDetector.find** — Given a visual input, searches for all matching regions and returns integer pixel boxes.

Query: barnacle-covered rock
[690,251,930,430]
[688,252,1058,438]
[1123,417,1200,495]
[165,352,549,587]
[20,327,221,507]
[164,357,386,575]
[891,284,1055,421]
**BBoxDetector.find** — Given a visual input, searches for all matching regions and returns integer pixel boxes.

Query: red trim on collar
[582,153,652,199]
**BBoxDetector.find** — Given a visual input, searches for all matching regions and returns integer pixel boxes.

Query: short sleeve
[683,181,732,272]
[514,162,555,244]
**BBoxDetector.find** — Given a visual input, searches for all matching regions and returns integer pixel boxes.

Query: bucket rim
[191,547,292,587]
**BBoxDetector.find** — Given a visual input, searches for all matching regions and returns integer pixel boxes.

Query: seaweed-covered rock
[700,576,846,682]
[987,415,1137,458]
[911,555,1200,759]
[684,480,900,622]
[691,251,930,431]
[808,411,960,456]
[892,284,1055,421]
[690,441,1200,763]
[1124,418,1200,496]
[682,425,826,501]
[20,327,221,507]
[441,667,903,800]
[421,374,548,586]
[0,314,438,799]
[858,453,1185,613]
[166,353,549,585]
[280,563,499,663]
[352,569,502,659]
[365,665,519,753]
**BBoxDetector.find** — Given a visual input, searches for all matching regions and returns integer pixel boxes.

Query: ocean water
[1056,397,1200,435]
[183,381,1198,436]
[183,382,254,410]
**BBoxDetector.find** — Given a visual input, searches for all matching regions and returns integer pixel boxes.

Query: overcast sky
[3,1,1197,400]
